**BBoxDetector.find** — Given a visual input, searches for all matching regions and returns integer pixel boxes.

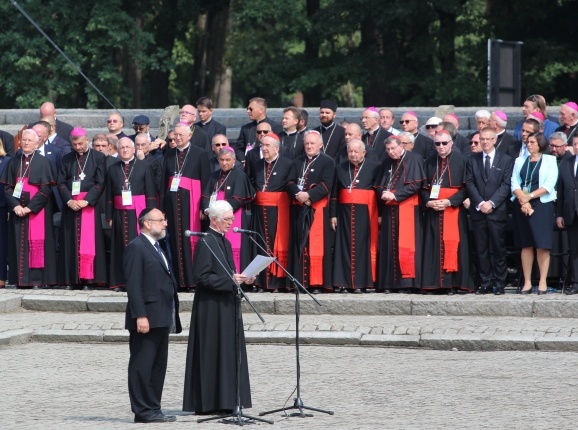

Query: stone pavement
[1,342,577,429]
[2,289,578,351]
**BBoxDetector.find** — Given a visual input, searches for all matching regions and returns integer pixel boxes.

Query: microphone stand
[196,236,273,426]
[244,234,333,418]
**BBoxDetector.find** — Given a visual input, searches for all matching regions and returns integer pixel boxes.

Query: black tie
[484,155,491,178]
[154,241,167,270]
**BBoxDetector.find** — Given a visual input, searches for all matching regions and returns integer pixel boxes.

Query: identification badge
[122,190,132,206]
[13,182,23,198]
[210,192,217,206]
[170,176,181,192]
[72,180,81,196]
[522,187,530,194]
[430,184,440,199]
[297,184,303,191]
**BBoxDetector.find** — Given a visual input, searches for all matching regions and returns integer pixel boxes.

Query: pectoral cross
[79,172,86,180]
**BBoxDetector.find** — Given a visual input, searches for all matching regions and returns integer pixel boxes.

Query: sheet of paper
[242,255,275,278]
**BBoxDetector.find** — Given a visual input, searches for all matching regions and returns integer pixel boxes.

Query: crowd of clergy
[1,96,578,296]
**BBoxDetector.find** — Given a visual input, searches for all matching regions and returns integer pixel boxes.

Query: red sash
[169,176,202,257]
[436,188,460,272]
[293,197,329,285]
[20,178,45,268]
[113,194,146,235]
[386,194,419,278]
[339,189,378,282]
[73,192,95,279]
[254,191,291,277]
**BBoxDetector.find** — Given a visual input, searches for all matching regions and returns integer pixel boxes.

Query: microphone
[184,230,208,237]
[233,227,258,234]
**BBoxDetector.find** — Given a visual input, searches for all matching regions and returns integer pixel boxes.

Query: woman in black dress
[511,132,559,294]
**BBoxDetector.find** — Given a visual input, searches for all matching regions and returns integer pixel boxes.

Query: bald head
[345,123,363,143]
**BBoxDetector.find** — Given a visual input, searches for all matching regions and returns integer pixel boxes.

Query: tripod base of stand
[259,397,334,418]
[198,407,274,425]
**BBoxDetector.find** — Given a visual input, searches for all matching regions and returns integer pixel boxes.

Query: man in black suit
[466,127,514,295]
[399,111,434,159]
[38,102,74,143]
[124,207,182,423]
[233,97,282,163]
[42,116,72,155]
[556,133,578,295]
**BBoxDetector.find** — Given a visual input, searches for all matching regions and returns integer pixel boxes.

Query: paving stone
[420,334,536,351]
[411,298,533,317]
[534,300,578,318]
[33,330,104,342]
[0,295,21,314]
[22,295,87,312]
[536,337,578,351]
[87,297,127,312]
[0,329,33,346]
[360,334,420,347]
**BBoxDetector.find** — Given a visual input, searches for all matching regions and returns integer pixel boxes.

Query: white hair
[209,200,233,219]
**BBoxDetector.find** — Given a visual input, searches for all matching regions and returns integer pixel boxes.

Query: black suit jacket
[362,126,392,162]
[233,117,283,162]
[556,155,578,225]
[466,151,514,221]
[495,131,519,155]
[195,119,227,142]
[0,130,14,156]
[124,234,182,332]
[51,135,72,155]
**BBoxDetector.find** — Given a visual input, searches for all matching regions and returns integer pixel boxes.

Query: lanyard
[263,155,279,191]
[120,159,135,189]
[174,145,191,176]
[433,156,450,185]
[76,149,91,181]
[18,152,35,181]
[213,169,233,194]
[299,153,320,184]
[523,156,541,190]
[322,124,336,153]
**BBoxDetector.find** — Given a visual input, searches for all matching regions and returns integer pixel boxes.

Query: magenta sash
[20,178,45,268]
[73,192,95,279]
[113,194,146,235]
[217,191,242,271]
[169,176,202,256]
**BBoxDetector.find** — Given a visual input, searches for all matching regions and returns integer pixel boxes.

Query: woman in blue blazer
[511,132,558,295]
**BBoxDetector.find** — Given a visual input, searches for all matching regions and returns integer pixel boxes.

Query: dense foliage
[0,0,576,108]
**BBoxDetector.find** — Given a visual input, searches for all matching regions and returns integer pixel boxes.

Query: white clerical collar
[369,126,379,134]
[123,156,135,165]
[284,130,297,136]
[209,226,225,236]
[202,119,212,126]
[265,154,279,164]
[177,142,191,152]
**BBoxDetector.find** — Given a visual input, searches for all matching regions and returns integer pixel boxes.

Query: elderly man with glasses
[399,111,434,159]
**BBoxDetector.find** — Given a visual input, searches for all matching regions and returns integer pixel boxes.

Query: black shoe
[475,287,488,295]
[82,285,94,291]
[32,285,41,290]
[565,284,578,295]
[383,289,393,294]
[447,288,455,296]
[520,287,533,295]
[114,287,125,292]
[537,289,548,296]
[494,287,505,295]
[134,413,176,423]
[353,288,363,294]
[398,289,412,294]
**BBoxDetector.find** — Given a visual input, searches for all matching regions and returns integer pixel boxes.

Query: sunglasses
[435,141,450,146]
[247,107,254,112]
[470,141,479,146]
[425,124,438,129]
[179,110,195,115]
[399,120,414,125]
[107,120,119,123]
[213,142,228,147]
[256,130,270,134]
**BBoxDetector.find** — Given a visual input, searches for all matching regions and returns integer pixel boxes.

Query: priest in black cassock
[287,130,335,294]
[161,122,211,290]
[201,146,254,273]
[376,136,425,293]
[183,200,253,415]
[57,127,108,289]
[105,138,157,291]
[280,106,304,160]
[361,107,392,162]
[313,100,346,162]
[420,131,472,295]
[1,129,57,288]
[330,139,381,293]
[248,133,293,292]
